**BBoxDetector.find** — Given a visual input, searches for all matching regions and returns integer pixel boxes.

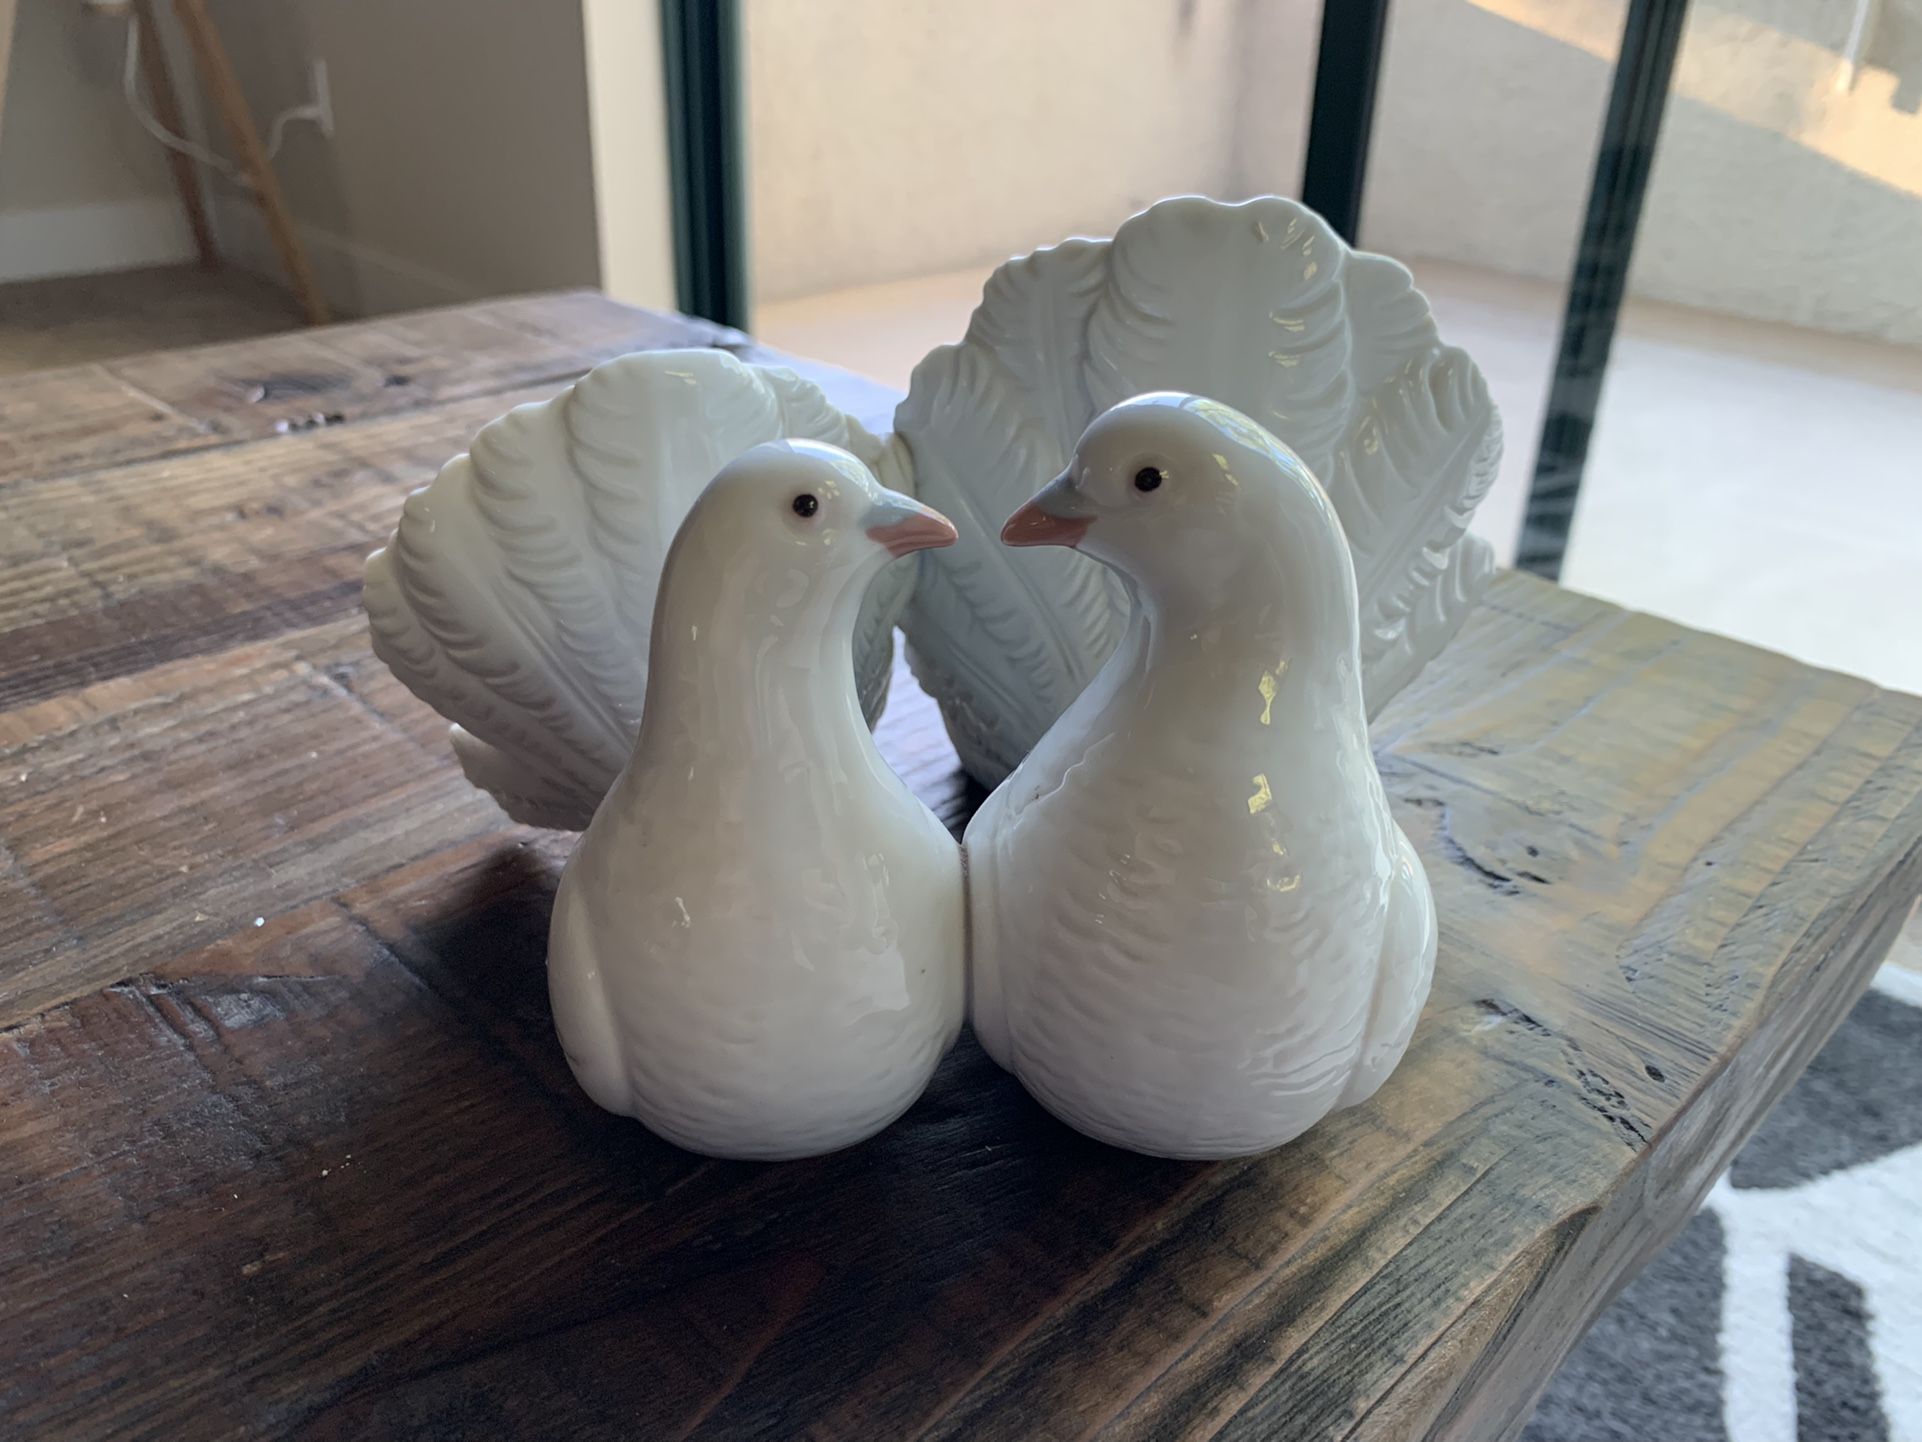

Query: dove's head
[1002,392,1351,622]
[667,439,955,635]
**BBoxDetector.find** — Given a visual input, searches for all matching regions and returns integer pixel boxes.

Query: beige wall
[0,0,205,279]
[579,0,677,310]
[743,0,1305,304]
[204,0,605,314]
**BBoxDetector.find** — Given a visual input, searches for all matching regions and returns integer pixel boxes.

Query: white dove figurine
[548,440,965,1160]
[964,393,1438,1160]
[367,201,1503,825]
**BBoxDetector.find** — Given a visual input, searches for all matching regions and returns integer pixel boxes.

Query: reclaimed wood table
[4,293,1920,1442]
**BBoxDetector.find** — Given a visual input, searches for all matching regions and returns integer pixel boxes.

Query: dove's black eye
[792,493,819,518]
[1133,466,1164,493]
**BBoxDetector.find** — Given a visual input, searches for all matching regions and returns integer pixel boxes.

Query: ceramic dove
[366,199,1503,824]
[547,441,965,1160]
[898,195,1502,788]
[964,393,1437,1160]
[364,349,913,830]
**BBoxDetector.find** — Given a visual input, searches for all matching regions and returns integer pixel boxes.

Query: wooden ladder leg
[0,0,17,153]
[131,0,219,271]
[172,0,329,324]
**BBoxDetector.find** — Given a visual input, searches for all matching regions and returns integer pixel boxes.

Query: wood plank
[0,296,884,505]
[3,299,1920,1440]
[103,294,739,447]
[0,628,503,1028]
[0,294,738,487]
[0,363,210,488]
[0,384,564,704]
[0,934,718,1439]
[2,576,1918,1440]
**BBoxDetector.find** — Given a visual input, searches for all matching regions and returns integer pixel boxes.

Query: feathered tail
[896,196,1503,784]
[364,349,912,829]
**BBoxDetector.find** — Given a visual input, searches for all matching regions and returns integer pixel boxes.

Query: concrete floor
[758,258,1922,697]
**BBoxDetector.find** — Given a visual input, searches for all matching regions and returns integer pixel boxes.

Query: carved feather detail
[1335,348,1502,718]
[366,198,1504,817]
[897,196,1504,784]
[899,338,1126,782]
[365,349,909,829]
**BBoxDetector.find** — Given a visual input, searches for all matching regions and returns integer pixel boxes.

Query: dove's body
[966,395,1436,1159]
[548,444,964,1160]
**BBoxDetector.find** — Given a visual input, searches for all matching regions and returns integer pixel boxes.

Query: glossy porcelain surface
[964,394,1438,1160]
[364,348,914,830]
[547,442,965,1160]
[897,194,1503,787]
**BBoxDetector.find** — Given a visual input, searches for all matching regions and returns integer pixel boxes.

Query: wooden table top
[3,293,1919,1442]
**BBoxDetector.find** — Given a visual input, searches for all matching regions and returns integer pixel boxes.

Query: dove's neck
[632,531,885,783]
[580,511,930,867]
[1110,512,1365,730]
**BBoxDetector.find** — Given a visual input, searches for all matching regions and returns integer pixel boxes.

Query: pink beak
[864,501,958,557]
[1001,498,1092,549]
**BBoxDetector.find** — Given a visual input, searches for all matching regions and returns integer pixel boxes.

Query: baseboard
[0,197,199,283]
[210,196,478,317]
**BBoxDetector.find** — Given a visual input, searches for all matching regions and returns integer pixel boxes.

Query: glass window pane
[1564,0,1922,694]
[1363,0,1621,567]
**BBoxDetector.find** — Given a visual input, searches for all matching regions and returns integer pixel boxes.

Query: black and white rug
[1525,963,1922,1441]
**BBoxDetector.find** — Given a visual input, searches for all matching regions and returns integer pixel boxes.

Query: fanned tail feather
[363,349,909,829]
[1331,347,1503,718]
[897,196,1505,784]
[1363,535,1495,719]
[449,728,600,832]
[901,338,1125,781]
[1086,199,1357,479]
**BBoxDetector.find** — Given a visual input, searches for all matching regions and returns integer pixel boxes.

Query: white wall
[1334,0,1609,300]
[743,0,1293,304]
[0,0,206,281]
[204,0,607,315]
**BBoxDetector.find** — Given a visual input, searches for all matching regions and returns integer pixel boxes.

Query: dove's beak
[1002,470,1093,549]
[863,495,958,557]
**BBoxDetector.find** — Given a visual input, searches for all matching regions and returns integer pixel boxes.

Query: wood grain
[0,292,742,489]
[2,294,1919,1441]
[0,362,211,487]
